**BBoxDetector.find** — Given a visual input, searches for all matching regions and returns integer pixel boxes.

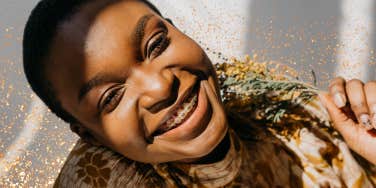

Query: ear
[70,122,102,147]
[165,18,174,26]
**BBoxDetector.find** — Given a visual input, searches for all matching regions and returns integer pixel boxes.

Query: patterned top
[54,57,376,188]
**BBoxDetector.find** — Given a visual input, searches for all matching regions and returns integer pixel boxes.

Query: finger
[320,92,376,165]
[329,77,347,108]
[364,81,376,128]
[346,79,373,130]
[318,92,358,133]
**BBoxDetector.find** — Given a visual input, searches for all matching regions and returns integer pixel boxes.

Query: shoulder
[54,140,164,188]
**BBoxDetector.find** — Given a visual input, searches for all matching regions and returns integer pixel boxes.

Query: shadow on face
[45,0,228,163]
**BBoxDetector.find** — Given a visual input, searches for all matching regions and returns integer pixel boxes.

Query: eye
[146,31,170,59]
[99,85,126,113]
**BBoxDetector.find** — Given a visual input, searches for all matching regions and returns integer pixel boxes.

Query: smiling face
[45,0,228,163]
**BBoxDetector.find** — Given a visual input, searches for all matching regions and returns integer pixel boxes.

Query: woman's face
[45,0,228,163]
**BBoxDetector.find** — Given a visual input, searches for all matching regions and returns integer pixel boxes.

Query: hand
[319,77,376,164]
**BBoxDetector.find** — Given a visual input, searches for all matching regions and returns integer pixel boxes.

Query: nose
[131,67,178,113]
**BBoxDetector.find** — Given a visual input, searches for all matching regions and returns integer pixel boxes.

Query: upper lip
[152,78,199,135]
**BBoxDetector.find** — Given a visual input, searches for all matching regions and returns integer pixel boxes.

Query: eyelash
[100,85,125,113]
[147,31,170,59]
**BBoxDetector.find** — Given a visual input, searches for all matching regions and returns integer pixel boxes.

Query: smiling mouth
[152,81,200,137]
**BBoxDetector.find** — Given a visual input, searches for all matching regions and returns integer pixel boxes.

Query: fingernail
[333,93,346,108]
[360,114,373,130]
[372,105,376,128]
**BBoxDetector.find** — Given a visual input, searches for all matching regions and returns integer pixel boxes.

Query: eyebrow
[133,14,154,61]
[77,14,155,103]
[78,73,124,103]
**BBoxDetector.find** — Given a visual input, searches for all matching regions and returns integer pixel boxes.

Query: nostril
[146,76,179,113]
[182,68,208,80]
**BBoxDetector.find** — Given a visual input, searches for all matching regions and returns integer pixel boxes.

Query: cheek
[165,31,210,68]
[99,102,146,150]
[165,30,220,95]
[170,31,219,84]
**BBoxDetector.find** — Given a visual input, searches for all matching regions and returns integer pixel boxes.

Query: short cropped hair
[23,0,161,124]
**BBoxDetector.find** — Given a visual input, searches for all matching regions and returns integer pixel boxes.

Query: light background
[0,0,375,186]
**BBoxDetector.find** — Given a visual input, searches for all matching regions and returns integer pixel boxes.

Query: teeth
[165,93,198,130]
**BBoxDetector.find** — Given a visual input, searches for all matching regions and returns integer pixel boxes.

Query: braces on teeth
[165,93,198,130]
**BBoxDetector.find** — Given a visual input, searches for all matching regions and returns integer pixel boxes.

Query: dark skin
[45,0,227,163]
[45,0,376,164]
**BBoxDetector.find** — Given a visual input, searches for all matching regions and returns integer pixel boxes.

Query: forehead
[56,0,152,59]
[48,0,153,82]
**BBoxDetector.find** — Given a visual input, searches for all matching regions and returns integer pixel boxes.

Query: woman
[23,0,376,187]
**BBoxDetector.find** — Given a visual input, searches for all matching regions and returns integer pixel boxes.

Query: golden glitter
[0,24,78,186]
[19,105,25,112]
[1,2,376,186]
